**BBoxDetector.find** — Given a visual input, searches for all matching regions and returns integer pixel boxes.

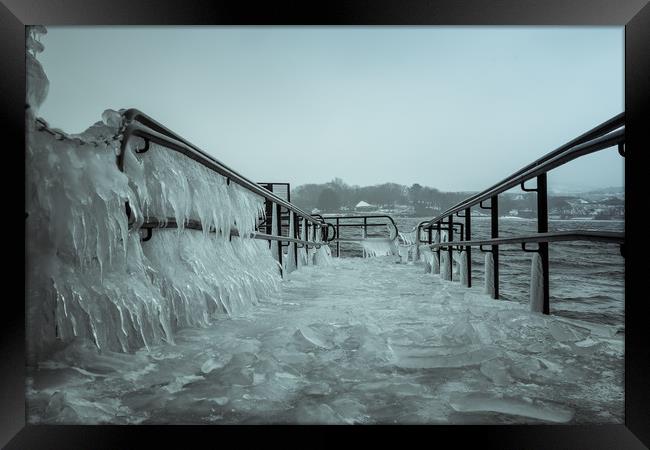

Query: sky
[37,26,624,192]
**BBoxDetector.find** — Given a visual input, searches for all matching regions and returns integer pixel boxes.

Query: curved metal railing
[117,109,327,275]
[413,113,625,315]
[319,214,399,257]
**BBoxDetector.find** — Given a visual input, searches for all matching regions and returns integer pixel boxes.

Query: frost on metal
[485,252,495,297]
[530,252,544,313]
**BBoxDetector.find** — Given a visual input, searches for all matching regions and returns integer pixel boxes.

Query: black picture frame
[4,0,649,448]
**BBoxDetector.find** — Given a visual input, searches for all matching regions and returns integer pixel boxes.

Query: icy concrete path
[27,257,623,425]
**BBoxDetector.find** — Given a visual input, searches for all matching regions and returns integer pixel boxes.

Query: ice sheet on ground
[28,258,623,425]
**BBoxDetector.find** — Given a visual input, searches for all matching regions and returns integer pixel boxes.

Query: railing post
[537,174,550,314]
[465,207,472,288]
[264,184,273,247]
[293,212,299,268]
[363,217,368,239]
[436,221,441,269]
[427,226,432,245]
[448,217,453,281]
[336,217,340,257]
[491,195,499,299]
[276,203,283,276]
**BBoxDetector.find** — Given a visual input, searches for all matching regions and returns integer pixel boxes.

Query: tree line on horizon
[291,178,586,216]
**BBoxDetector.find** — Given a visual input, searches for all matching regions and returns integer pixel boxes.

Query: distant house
[355,201,375,212]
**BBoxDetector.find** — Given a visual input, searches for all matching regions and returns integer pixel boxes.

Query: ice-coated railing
[319,214,399,258]
[410,113,626,315]
[118,109,328,270]
[26,85,332,359]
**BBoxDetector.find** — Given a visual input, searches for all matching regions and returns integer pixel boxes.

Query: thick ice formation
[361,238,398,258]
[26,118,283,358]
[459,250,469,287]
[284,214,297,274]
[25,29,325,359]
[485,252,495,297]
[26,26,49,120]
[530,253,544,313]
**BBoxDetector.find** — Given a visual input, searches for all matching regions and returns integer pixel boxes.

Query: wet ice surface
[27,257,623,425]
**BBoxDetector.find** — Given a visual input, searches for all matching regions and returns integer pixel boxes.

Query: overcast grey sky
[38,26,624,192]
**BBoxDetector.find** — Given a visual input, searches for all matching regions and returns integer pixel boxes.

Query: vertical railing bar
[465,207,472,288]
[293,211,299,268]
[448,217,453,281]
[276,202,283,277]
[491,195,500,299]
[537,173,550,314]
[436,221,441,270]
[265,184,273,248]
[336,217,340,257]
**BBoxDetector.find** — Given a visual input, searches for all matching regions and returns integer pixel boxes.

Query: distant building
[355,201,375,212]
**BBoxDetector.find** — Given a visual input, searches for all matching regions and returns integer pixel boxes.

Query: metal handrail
[411,112,625,315]
[321,214,399,240]
[429,231,624,249]
[319,214,399,257]
[139,217,323,249]
[120,110,322,226]
[423,113,625,226]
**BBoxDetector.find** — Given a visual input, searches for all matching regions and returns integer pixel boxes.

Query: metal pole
[448,217,453,280]
[293,212,299,268]
[276,203,283,276]
[427,226,432,244]
[465,207,472,288]
[264,184,273,247]
[436,221,441,268]
[491,195,499,299]
[336,217,340,257]
[537,174,550,314]
[363,217,368,239]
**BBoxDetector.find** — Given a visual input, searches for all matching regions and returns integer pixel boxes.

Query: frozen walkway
[27,257,623,425]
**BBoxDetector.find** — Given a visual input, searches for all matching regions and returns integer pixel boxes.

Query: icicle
[432,253,440,274]
[432,231,440,274]
[269,203,280,269]
[421,246,432,273]
[285,214,297,274]
[440,231,451,280]
[530,252,544,313]
[459,250,468,287]
[362,239,396,258]
[441,252,452,281]
[485,252,495,297]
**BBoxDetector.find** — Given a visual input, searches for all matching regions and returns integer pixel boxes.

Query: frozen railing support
[321,214,399,258]
[432,230,440,274]
[484,252,495,297]
[117,110,329,278]
[420,112,625,315]
[530,252,544,313]
[459,250,469,287]
[285,213,297,274]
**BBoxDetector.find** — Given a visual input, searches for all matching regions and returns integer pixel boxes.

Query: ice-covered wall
[25,27,313,359]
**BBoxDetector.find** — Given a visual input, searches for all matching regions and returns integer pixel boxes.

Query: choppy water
[27,256,623,425]
[334,216,624,327]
